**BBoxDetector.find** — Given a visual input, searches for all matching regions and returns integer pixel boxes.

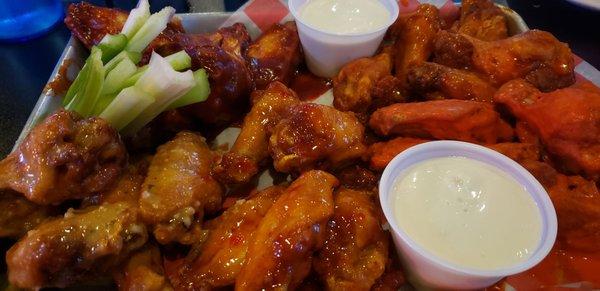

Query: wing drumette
[450,0,508,41]
[0,110,127,205]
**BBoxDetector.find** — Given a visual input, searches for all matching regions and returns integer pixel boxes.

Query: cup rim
[379,140,558,278]
[288,0,400,37]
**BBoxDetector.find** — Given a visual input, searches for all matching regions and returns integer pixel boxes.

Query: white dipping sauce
[392,156,542,270]
[298,0,391,34]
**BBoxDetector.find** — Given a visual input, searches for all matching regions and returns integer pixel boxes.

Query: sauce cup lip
[288,0,400,38]
[379,140,558,278]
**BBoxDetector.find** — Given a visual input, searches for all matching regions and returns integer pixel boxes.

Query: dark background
[0,0,598,157]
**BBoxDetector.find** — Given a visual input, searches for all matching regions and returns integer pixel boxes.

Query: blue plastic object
[0,0,63,42]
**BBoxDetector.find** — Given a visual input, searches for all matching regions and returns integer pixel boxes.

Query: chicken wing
[394,4,442,83]
[333,51,393,113]
[235,170,338,290]
[313,188,388,291]
[407,62,496,102]
[433,30,575,91]
[367,137,429,171]
[114,244,172,291]
[176,24,254,126]
[246,22,302,90]
[6,202,147,289]
[215,82,299,184]
[334,165,378,191]
[450,0,508,41]
[369,100,513,143]
[495,79,600,180]
[0,110,126,205]
[139,132,222,245]
[0,190,59,239]
[167,186,283,290]
[270,103,367,173]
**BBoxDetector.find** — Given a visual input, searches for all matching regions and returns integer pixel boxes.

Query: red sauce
[44,59,73,96]
[289,72,332,101]
[488,242,600,290]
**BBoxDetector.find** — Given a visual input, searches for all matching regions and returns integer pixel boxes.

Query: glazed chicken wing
[215,82,299,184]
[167,186,283,290]
[394,4,442,83]
[450,0,508,41]
[495,79,600,180]
[270,103,367,173]
[246,22,302,89]
[314,188,388,291]
[369,100,513,143]
[0,190,58,239]
[176,24,254,125]
[114,244,172,291]
[407,62,496,102]
[6,202,147,289]
[433,30,575,91]
[139,132,222,245]
[235,170,338,290]
[0,110,126,205]
[333,51,393,113]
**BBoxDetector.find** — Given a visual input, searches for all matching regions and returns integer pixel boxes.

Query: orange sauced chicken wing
[235,170,338,290]
[215,82,300,184]
[246,22,302,90]
[0,110,126,205]
[495,79,600,180]
[369,100,513,143]
[139,132,222,245]
[433,30,575,91]
[407,62,496,102]
[0,189,59,239]
[6,202,148,289]
[114,244,173,291]
[367,137,430,171]
[394,4,442,84]
[167,186,284,290]
[333,51,393,113]
[270,103,367,173]
[450,0,508,41]
[314,188,389,291]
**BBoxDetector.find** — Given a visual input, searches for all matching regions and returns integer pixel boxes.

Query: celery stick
[125,7,175,53]
[121,50,192,92]
[63,60,90,106]
[167,69,210,110]
[66,47,105,117]
[105,51,141,73]
[121,0,150,39]
[99,86,154,130]
[102,57,137,96]
[98,34,127,63]
[93,93,116,116]
[122,52,194,135]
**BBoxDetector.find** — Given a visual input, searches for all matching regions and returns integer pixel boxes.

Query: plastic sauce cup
[288,0,399,78]
[379,141,557,290]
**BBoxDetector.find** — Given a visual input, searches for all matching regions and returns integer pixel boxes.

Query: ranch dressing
[392,156,542,270]
[298,0,391,34]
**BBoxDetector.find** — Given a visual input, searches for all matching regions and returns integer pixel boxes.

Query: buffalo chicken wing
[450,0,508,41]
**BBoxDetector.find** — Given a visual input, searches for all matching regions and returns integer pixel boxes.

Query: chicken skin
[333,51,393,113]
[495,79,600,180]
[246,22,302,90]
[433,30,575,91]
[369,100,513,143]
[114,244,173,291]
[407,62,496,102]
[176,24,254,125]
[367,138,430,171]
[314,188,388,291]
[450,0,508,41]
[167,186,284,290]
[215,82,300,184]
[0,110,126,205]
[139,132,222,245]
[270,103,367,173]
[6,202,148,289]
[0,190,58,239]
[235,170,338,290]
[394,4,442,83]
